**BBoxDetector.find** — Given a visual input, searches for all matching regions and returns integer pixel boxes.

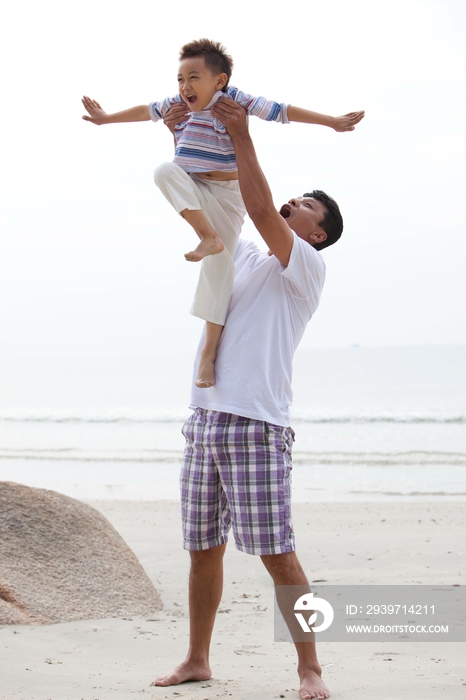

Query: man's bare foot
[185,236,224,262]
[195,356,215,388]
[299,665,330,699]
[151,659,212,687]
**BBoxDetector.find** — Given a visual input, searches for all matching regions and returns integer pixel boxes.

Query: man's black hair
[303,190,343,250]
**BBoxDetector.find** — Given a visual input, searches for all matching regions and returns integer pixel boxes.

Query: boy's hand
[163,103,190,134]
[211,98,248,138]
[82,96,109,125]
[332,111,365,132]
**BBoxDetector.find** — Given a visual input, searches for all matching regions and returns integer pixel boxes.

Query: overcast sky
[1,0,465,358]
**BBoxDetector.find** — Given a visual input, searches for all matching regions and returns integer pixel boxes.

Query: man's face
[280,197,328,247]
[177,57,227,112]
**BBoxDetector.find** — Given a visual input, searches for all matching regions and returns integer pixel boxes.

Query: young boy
[82,39,364,388]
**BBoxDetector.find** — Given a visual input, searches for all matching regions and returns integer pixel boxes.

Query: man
[154,99,344,700]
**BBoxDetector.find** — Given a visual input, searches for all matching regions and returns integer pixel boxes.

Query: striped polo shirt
[149,86,290,173]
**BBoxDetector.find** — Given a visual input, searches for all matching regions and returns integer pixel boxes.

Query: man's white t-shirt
[189,233,326,427]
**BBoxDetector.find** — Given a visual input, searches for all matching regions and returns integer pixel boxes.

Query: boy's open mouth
[187,95,197,104]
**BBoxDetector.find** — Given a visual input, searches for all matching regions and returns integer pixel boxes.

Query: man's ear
[308,227,327,246]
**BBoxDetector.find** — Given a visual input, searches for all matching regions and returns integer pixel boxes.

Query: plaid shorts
[180,408,295,555]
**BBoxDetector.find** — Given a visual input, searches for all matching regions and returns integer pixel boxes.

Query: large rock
[0,482,162,625]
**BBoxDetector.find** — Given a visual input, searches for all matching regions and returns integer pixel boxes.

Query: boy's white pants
[153,162,246,325]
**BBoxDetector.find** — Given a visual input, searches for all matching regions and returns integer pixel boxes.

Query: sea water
[0,346,465,501]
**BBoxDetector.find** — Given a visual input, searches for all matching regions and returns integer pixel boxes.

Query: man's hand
[211,98,248,138]
[331,110,365,132]
[82,96,109,125]
[162,102,190,135]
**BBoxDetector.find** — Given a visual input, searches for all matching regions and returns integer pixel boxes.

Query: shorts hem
[183,535,228,551]
[234,540,296,556]
[189,308,227,325]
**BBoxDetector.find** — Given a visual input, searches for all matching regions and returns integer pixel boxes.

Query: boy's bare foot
[151,659,212,687]
[185,236,224,262]
[195,356,215,388]
[299,665,330,699]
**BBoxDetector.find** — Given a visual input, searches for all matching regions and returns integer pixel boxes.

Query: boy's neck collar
[204,90,225,111]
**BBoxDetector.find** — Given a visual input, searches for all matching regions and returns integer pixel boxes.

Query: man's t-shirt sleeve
[280,233,326,311]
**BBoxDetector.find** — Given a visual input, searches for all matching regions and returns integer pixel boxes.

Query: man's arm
[212,98,294,266]
[287,106,365,133]
[82,96,150,125]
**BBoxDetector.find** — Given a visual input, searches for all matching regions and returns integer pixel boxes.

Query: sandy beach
[1,499,465,700]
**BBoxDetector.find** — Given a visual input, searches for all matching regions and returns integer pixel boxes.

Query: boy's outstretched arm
[82,96,150,125]
[287,106,365,132]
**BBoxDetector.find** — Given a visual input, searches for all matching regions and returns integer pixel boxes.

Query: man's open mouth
[280,204,292,219]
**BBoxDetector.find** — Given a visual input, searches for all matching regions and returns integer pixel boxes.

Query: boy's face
[178,57,227,112]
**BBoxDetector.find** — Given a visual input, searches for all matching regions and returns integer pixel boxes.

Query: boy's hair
[303,190,343,250]
[179,39,233,92]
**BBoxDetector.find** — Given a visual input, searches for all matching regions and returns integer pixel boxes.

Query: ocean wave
[0,411,188,424]
[291,450,466,466]
[0,448,182,463]
[293,415,466,425]
[1,448,465,466]
[343,489,466,497]
[0,411,465,425]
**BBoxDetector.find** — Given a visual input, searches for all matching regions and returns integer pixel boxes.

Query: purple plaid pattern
[180,408,295,555]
